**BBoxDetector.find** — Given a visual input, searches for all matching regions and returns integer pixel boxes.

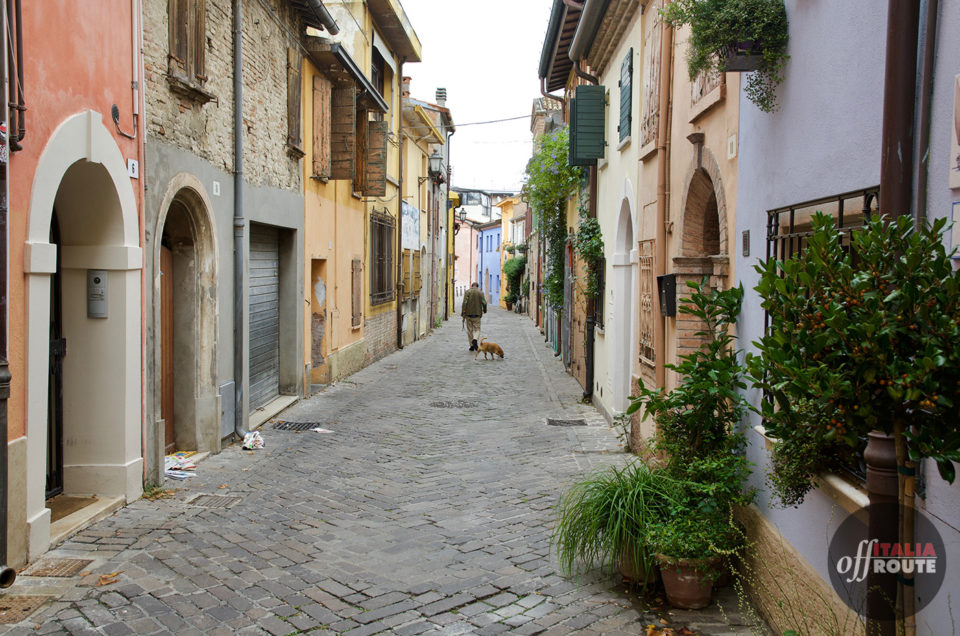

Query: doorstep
[249,395,299,431]
[48,495,125,548]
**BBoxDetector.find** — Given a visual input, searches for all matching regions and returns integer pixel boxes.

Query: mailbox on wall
[657,274,676,317]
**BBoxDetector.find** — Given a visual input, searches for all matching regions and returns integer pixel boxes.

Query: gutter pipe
[306,0,339,35]
[396,61,405,350]
[914,0,940,225]
[233,0,245,438]
[655,2,673,390]
[6,0,23,150]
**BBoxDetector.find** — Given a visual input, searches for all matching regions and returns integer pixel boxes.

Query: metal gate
[249,224,280,409]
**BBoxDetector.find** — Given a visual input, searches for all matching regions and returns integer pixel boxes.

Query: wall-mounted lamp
[420,150,446,186]
[453,207,467,235]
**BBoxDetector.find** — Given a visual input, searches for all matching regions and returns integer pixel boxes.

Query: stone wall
[143,0,301,191]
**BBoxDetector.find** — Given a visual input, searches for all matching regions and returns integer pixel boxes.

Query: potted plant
[553,462,680,588]
[504,292,516,311]
[661,0,789,112]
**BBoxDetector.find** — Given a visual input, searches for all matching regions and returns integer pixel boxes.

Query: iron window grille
[370,212,395,305]
[763,186,880,484]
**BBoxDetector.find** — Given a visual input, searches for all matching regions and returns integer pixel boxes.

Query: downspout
[0,0,15,587]
[655,2,674,390]
[904,2,939,632]
[6,0,23,150]
[233,0,245,438]
[540,78,565,119]
[914,0,940,225]
[395,62,406,350]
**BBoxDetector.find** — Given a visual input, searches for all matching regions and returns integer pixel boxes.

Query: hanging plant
[661,0,789,112]
[522,127,583,311]
[572,211,605,299]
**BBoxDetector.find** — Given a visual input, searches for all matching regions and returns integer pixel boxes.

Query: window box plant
[661,0,789,112]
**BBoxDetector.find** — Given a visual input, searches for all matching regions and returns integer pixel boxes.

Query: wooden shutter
[402,249,412,296]
[354,111,368,193]
[413,251,422,293]
[312,75,332,178]
[287,49,302,149]
[193,0,205,81]
[170,0,189,76]
[351,259,362,327]
[364,120,388,196]
[330,85,356,180]
[571,84,606,165]
[619,48,633,143]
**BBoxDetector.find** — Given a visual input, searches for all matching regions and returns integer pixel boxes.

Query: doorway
[45,212,64,499]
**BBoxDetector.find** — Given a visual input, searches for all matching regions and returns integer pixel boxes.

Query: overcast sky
[398,0,555,193]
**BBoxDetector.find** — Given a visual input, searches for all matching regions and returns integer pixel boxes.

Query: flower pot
[720,40,765,72]
[619,545,658,589]
[505,302,513,310]
[655,554,721,609]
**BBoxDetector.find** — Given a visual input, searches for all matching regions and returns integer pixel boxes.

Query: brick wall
[364,309,397,365]
[143,0,300,191]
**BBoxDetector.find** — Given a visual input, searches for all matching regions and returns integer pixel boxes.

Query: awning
[305,39,389,113]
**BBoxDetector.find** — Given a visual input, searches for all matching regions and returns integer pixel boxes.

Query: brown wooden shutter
[351,259,362,327]
[363,120,388,196]
[353,111,368,193]
[193,0,205,81]
[402,249,412,297]
[312,75,332,178]
[330,85,356,180]
[287,49,302,149]
[170,0,189,76]
[413,251,422,293]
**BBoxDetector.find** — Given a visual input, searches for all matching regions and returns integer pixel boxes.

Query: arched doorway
[24,111,142,559]
[153,179,219,458]
[611,197,635,411]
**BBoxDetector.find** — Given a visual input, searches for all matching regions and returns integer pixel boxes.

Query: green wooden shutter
[618,48,633,143]
[571,84,605,166]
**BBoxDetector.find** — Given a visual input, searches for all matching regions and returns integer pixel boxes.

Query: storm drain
[21,558,92,578]
[0,596,52,624]
[186,494,241,509]
[430,400,479,409]
[546,418,587,427]
[272,420,321,431]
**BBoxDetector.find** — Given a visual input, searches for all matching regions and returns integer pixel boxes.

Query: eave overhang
[305,39,389,112]
[537,0,582,93]
[290,0,340,34]
[367,0,422,62]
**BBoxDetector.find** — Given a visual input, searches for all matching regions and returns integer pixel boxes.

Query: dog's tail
[480,337,487,344]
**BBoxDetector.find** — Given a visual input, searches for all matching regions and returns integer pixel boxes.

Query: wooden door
[161,245,175,453]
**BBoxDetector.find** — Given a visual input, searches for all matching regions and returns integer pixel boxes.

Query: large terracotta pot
[655,554,721,609]
[619,544,658,589]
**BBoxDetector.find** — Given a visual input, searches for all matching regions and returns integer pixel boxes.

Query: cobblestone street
[4,309,759,635]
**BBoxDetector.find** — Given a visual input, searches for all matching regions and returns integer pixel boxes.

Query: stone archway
[24,111,142,559]
[152,175,219,466]
[674,143,730,359]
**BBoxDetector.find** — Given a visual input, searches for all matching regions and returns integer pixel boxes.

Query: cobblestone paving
[3,309,764,635]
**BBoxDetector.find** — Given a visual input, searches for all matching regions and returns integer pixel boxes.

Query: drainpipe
[655,4,674,390]
[305,0,339,35]
[0,1,15,587]
[914,0,940,225]
[232,0,245,438]
[6,0,23,151]
[540,78,565,119]
[395,63,406,350]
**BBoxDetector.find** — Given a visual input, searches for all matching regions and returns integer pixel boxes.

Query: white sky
[397,0,555,193]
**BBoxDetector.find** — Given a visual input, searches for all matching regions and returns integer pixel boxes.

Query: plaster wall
[733,1,898,631]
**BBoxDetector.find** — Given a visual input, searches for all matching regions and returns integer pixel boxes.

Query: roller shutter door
[249,224,280,409]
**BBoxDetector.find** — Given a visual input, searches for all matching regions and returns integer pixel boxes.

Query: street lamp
[453,207,467,235]
[428,150,444,181]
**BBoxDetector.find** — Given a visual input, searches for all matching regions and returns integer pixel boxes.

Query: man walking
[461,282,487,351]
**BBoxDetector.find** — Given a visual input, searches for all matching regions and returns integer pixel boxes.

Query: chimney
[436,87,447,107]
[402,76,411,99]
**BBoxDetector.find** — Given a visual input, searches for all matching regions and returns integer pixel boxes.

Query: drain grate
[430,400,479,409]
[21,558,92,578]
[186,494,241,509]
[546,418,588,427]
[272,420,321,431]
[0,596,53,624]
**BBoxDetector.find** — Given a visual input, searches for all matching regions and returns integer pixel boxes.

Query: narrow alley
[5,309,756,635]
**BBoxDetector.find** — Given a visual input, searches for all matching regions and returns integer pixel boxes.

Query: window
[351,259,363,327]
[618,48,633,143]
[371,49,386,102]
[169,0,206,87]
[595,257,606,329]
[496,234,500,250]
[370,213,395,305]
[287,49,303,154]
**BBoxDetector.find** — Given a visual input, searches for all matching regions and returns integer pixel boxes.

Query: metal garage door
[249,224,280,409]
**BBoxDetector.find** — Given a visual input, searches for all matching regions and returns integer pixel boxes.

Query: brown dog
[475,337,504,360]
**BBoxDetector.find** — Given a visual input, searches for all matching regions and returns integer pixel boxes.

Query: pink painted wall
[7,0,144,440]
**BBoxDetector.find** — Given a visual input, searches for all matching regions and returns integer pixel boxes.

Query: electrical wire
[455,115,530,127]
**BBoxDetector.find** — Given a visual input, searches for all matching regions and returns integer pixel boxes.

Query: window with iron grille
[595,257,606,329]
[370,213,395,305]
[764,187,880,482]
